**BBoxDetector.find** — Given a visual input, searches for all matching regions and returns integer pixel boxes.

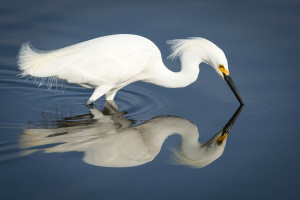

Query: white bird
[18,34,243,105]
[19,104,243,168]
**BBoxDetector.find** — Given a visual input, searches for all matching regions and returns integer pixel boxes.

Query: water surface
[0,0,299,199]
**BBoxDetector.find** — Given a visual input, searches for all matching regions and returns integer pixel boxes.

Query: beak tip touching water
[223,73,244,105]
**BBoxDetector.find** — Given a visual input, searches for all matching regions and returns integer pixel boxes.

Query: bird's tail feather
[17,43,68,89]
[18,43,55,77]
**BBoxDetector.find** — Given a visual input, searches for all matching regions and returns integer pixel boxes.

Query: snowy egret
[18,34,244,105]
[19,103,243,168]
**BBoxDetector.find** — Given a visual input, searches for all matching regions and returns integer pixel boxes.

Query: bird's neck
[151,51,201,88]
[138,116,200,146]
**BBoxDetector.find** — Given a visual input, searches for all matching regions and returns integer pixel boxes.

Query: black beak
[223,73,244,105]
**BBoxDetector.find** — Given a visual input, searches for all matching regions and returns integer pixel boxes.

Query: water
[1,0,299,199]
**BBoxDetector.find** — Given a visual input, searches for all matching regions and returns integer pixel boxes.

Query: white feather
[167,37,217,60]
[17,34,232,104]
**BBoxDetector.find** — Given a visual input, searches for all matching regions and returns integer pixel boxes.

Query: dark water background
[0,0,299,199]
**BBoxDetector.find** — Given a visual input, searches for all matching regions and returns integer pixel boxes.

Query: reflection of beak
[223,73,244,105]
[217,105,244,145]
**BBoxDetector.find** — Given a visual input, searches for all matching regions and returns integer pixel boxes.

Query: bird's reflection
[19,102,243,168]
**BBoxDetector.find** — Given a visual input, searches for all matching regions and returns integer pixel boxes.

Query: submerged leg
[86,85,113,105]
[103,100,119,114]
[105,88,120,100]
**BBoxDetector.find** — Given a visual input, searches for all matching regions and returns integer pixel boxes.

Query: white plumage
[18,34,243,105]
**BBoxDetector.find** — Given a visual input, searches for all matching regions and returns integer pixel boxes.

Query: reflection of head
[171,130,227,168]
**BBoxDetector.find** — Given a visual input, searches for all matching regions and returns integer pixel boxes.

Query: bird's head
[168,37,244,105]
[204,46,229,78]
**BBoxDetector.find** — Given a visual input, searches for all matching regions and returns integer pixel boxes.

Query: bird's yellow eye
[219,65,229,76]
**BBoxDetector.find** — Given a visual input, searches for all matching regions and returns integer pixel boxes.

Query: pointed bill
[223,73,244,105]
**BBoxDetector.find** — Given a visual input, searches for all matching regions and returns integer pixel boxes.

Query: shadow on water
[19,101,243,168]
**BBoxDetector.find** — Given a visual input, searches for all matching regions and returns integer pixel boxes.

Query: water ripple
[1,66,178,124]
[204,97,274,113]
[116,85,176,119]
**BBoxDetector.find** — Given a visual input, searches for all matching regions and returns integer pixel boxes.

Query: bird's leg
[105,88,120,100]
[103,100,119,114]
[86,103,94,109]
[86,85,113,105]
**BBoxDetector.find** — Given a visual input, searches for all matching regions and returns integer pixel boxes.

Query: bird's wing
[19,35,158,86]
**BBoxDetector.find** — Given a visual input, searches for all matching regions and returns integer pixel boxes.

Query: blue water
[0,0,299,199]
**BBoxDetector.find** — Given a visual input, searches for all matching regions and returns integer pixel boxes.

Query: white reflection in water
[19,102,243,168]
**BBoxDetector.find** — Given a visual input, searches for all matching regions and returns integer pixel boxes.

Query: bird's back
[18,34,162,87]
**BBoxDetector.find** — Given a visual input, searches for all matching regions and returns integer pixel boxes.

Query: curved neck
[150,53,201,88]
[138,116,200,146]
